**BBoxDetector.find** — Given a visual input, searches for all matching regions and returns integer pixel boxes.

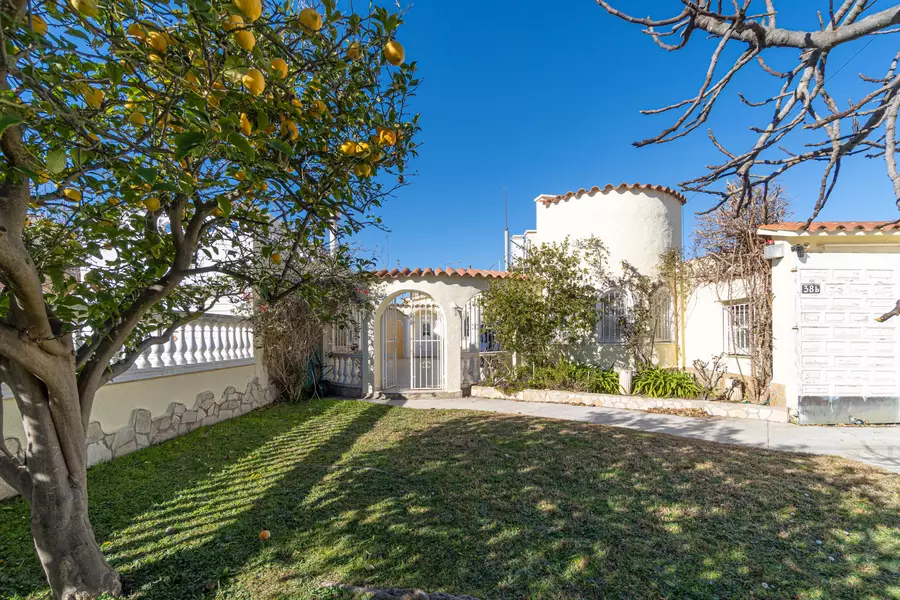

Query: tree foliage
[0,0,417,595]
[481,238,606,368]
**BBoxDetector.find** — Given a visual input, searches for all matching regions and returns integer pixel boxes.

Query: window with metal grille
[598,289,627,343]
[725,303,751,356]
[653,287,674,342]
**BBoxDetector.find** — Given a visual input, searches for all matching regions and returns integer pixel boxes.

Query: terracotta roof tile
[374,267,510,280]
[758,221,900,233]
[540,183,687,206]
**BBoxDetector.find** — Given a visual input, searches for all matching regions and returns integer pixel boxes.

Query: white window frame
[724,302,751,356]
[598,289,628,343]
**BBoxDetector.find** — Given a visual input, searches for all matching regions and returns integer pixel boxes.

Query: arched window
[653,286,674,342]
[598,289,627,343]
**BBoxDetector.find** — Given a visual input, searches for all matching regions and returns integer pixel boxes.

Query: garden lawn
[1,400,898,600]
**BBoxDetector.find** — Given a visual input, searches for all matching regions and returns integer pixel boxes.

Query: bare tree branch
[597,1,900,214]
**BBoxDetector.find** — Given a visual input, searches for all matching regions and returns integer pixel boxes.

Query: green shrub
[586,368,621,395]
[528,360,620,394]
[633,367,701,399]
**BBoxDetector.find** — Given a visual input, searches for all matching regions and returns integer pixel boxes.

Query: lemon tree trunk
[1,357,121,599]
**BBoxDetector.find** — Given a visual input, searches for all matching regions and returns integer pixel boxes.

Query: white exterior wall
[367,276,492,395]
[533,188,683,276]
[1,349,271,499]
[682,281,752,376]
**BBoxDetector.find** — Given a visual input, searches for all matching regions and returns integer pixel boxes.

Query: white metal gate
[381,291,444,391]
[381,306,400,390]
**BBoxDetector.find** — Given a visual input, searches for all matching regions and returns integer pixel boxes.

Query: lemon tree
[0,0,418,596]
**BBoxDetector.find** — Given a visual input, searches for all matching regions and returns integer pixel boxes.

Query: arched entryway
[381,291,445,391]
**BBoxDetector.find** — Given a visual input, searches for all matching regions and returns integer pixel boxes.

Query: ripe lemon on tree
[223,14,243,31]
[147,31,168,53]
[239,113,253,136]
[242,68,265,96]
[126,22,146,40]
[354,163,373,178]
[346,41,362,61]
[282,119,299,141]
[233,0,261,22]
[29,15,48,36]
[339,141,356,156]
[82,86,104,108]
[298,8,322,31]
[270,252,282,265]
[309,99,326,118]
[69,0,98,18]
[234,29,255,51]
[271,58,288,79]
[377,127,397,146]
[384,40,404,66]
[143,197,161,211]
[128,111,146,126]
[63,188,82,201]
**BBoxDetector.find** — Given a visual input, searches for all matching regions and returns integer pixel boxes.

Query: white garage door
[797,253,900,423]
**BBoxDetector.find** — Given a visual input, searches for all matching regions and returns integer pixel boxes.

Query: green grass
[1,400,898,600]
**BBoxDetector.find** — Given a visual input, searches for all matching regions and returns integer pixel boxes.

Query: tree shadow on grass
[265,407,899,600]
[0,400,393,599]
[2,401,897,600]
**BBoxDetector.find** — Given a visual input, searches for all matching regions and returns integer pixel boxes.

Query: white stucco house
[323,185,900,425]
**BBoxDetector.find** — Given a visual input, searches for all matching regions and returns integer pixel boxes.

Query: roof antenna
[503,187,510,271]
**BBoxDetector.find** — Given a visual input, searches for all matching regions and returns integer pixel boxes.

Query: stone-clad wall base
[470,386,789,423]
[1,378,274,500]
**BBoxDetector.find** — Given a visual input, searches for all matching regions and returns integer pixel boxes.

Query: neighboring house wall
[761,225,900,424]
[0,315,271,500]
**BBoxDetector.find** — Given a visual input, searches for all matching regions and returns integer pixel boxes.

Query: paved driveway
[364,396,900,473]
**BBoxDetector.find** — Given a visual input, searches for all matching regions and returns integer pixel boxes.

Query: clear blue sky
[354,0,900,271]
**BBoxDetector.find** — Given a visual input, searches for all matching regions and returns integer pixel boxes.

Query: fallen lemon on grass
[259,529,271,541]
[234,29,255,51]
[144,197,161,212]
[29,14,47,36]
[298,8,322,31]
[271,58,288,79]
[234,0,261,21]
[242,68,265,96]
[384,40,404,66]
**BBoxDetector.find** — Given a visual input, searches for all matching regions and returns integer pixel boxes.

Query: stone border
[1,378,275,499]
[470,385,789,423]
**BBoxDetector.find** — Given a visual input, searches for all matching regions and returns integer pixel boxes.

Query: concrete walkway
[364,396,900,474]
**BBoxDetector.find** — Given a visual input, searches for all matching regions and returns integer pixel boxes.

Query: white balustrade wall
[327,352,362,389]
[114,315,255,383]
